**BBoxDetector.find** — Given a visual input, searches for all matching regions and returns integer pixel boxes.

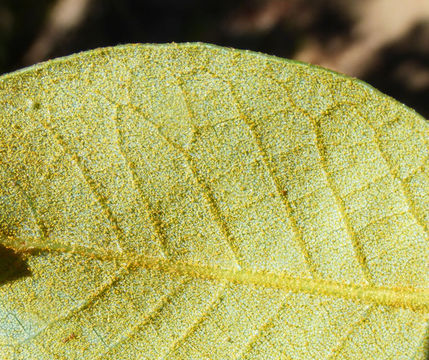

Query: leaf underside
[0,43,428,359]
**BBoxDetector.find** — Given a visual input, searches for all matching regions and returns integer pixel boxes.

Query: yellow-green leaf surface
[0,43,428,359]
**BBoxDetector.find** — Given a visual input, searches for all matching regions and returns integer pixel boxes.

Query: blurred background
[0,0,428,118]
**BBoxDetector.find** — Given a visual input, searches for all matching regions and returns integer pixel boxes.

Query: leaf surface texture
[0,43,428,359]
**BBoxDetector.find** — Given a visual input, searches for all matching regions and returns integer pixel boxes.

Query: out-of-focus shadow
[0,0,56,73]
[0,244,31,286]
[364,22,429,119]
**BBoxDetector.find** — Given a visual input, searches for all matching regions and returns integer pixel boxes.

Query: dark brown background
[1,0,428,118]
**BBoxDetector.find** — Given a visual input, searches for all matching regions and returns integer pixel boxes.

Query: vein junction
[12,240,429,314]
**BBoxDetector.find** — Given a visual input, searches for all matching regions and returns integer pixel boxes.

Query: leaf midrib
[11,240,429,313]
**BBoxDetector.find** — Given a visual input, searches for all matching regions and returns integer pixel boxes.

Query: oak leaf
[0,43,428,359]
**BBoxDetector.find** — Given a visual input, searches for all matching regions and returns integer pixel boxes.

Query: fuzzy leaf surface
[0,43,428,359]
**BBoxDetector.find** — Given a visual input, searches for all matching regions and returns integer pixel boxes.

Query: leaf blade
[0,43,428,359]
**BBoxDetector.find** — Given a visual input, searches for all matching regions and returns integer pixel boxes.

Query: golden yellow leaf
[0,43,428,359]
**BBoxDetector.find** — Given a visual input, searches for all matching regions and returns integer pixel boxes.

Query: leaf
[0,42,428,359]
